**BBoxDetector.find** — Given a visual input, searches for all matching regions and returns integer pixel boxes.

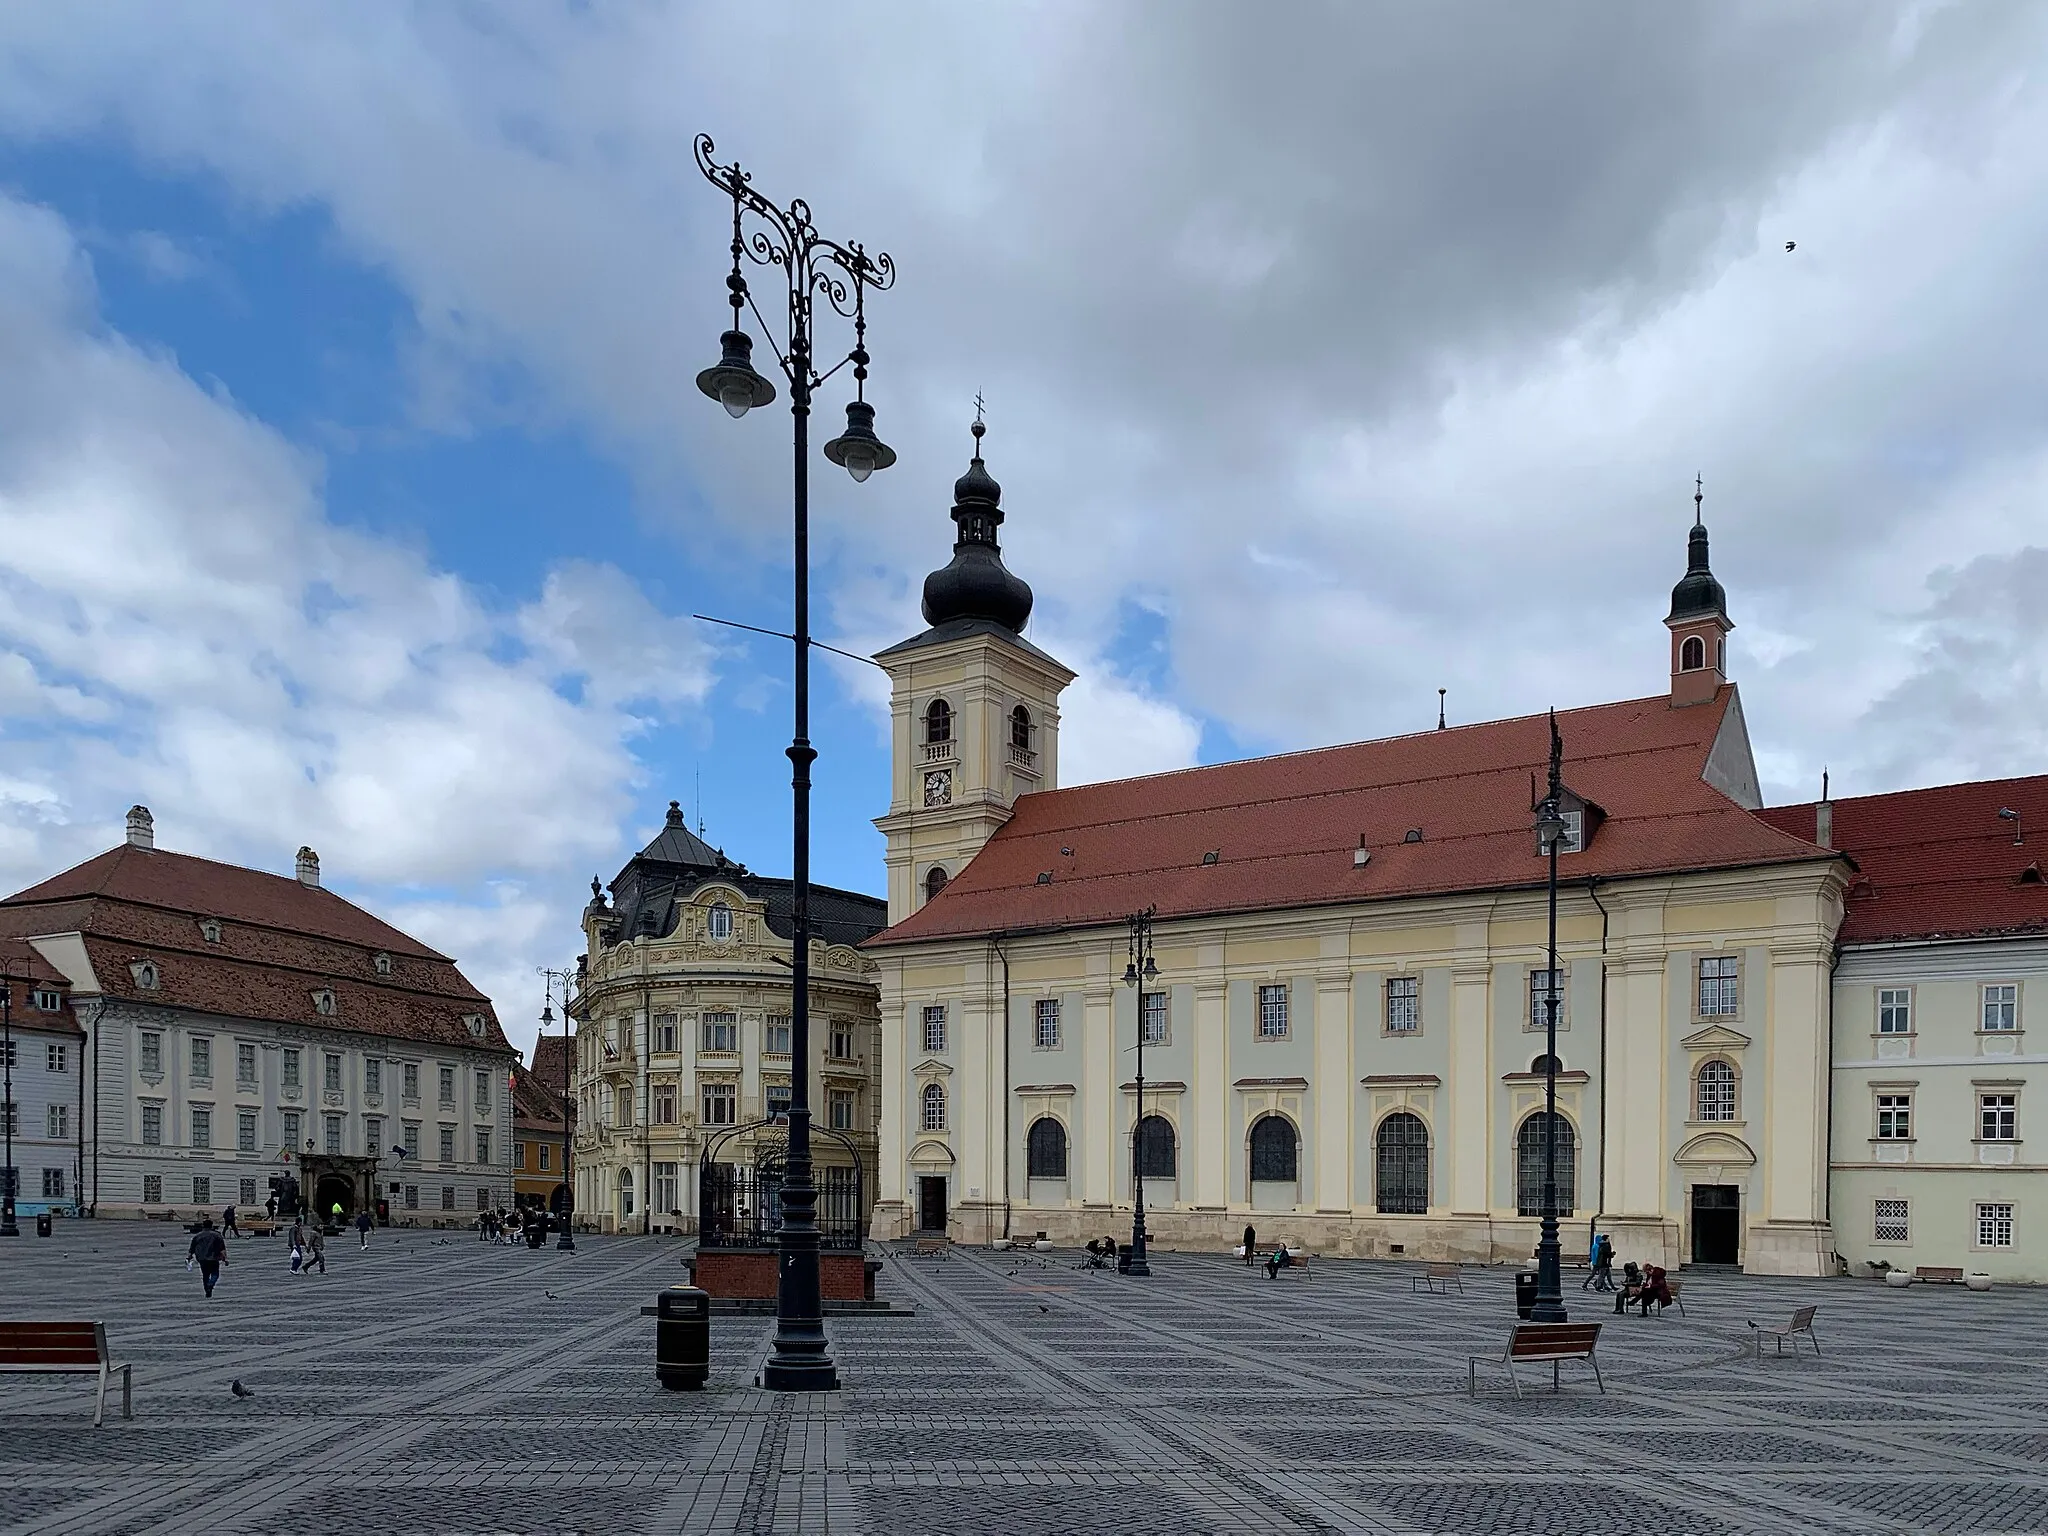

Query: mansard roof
[871,685,1827,947]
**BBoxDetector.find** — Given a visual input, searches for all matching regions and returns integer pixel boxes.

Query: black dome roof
[1668,520,1728,623]
[920,427,1033,633]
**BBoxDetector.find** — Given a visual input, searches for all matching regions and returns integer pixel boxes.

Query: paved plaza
[3,1225,2047,1534]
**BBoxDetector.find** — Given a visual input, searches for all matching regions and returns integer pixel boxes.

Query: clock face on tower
[923,769,953,807]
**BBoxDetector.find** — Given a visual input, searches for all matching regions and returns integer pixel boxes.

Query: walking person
[355,1209,374,1250]
[221,1203,241,1239]
[302,1223,327,1275]
[1242,1223,1258,1267]
[187,1220,229,1298]
[1583,1231,1614,1291]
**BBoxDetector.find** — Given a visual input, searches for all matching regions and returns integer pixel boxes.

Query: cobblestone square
[4,1226,2046,1533]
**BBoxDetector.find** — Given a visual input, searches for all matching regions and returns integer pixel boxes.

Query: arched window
[1696,1059,1738,1122]
[924,866,949,903]
[925,698,952,745]
[1026,1117,1067,1179]
[1530,1054,1562,1076]
[1374,1112,1429,1214]
[618,1167,635,1218]
[1248,1114,1297,1183]
[1680,635,1705,672]
[1010,705,1032,751]
[1515,1111,1577,1217]
[1136,1115,1176,1179]
[921,1081,947,1132]
[707,903,733,941]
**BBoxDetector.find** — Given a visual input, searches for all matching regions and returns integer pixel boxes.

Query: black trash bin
[655,1285,710,1391]
[36,1212,53,1237]
[1514,1270,1537,1319]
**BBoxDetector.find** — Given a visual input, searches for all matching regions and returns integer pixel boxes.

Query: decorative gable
[129,960,159,991]
[311,988,337,1016]
[1681,1024,1752,1053]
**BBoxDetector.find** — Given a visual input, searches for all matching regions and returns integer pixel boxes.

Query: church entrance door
[917,1176,947,1233]
[1690,1184,1740,1265]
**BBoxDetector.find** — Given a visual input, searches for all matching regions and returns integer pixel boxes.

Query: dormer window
[463,1014,487,1038]
[1558,809,1583,854]
[32,989,63,1012]
[312,988,337,1016]
[925,698,952,745]
[707,903,734,941]
[1680,635,1706,672]
[131,961,159,991]
[373,952,393,976]
[198,919,222,944]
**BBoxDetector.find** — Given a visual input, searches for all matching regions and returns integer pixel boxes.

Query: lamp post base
[761,1358,841,1392]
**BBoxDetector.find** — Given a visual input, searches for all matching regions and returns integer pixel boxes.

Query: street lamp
[1122,908,1159,1278]
[1,982,17,1237]
[1529,710,1569,1323]
[541,970,576,1253]
[693,132,895,1393]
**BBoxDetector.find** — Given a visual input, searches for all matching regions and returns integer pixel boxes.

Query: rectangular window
[0,1040,11,1069]
[365,1116,382,1155]
[1980,1093,2017,1141]
[191,1107,212,1150]
[701,1013,739,1053]
[613,1085,632,1128]
[765,1015,792,1055]
[702,1083,737,1126]
[0,1101,12,1137]
[475,1128,491,1164]
[1528,969,1567,1030]
[237,1042,257,1083]
[922,1005,948,1054]
[766,1084,792,1120]
[1141,991,1169,1045]
[402,1122,419,1158]
[829,1020,856,1059]
[142,1174,162,1204]
[653,1161,680,1213]
[653,1014,678,1053]
[403,1184,419,1210]
[42,1167,64,1199]
[239,1177,258,1206]
[513,1140,526,1169]
[324,1053,342,1092]
[1558,808,1583,853]
[1875,1094,1912,1140]
[1698,955,1740,1017]
[191,1174,210,1205]
[1258,984,1290,1039]
[1977,1202,2015,1248]
[192,1036,212,1079]
[653,1084,677,1125]
[47,1103,69,1139]
[538,1143,550,1171]
[238,1110,258,1152]
[1035,998,1062,1049]
[442,1186,456,1211]
[282,1111,301,1151]
[141,1103,163,1146]
[828,1089,855,1131]
[1385,976,1420,1034]
[1878,988,1913,1034]
[140,1032,162,1075]
[475,1187,490,1211]
[281,1049,300,1091]
[475,1069,491,1112]
[1983,984,2019,1032]
[403,1063,419,1100]
[365,1059,381,1095]
[439,1125,456,1162]
[325,1115,342,1154]
[1873,1198,1909,1243]
[46,1042,67,1073]
[439,1065,456,1105]
[32,989,61,1011]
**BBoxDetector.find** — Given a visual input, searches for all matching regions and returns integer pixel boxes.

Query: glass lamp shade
[1123,961,1139,985]
[823,399,897,482]
[1535,806,1568,851]
[695,330,776,418]
[1142,956,1158,980]
[541,1003,555,1026]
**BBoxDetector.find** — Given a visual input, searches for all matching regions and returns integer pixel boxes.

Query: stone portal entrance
[296,1154,379,1224]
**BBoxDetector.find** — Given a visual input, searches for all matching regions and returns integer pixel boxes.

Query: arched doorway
[1374,1112,1429,1214]
[314,1172,356,1218]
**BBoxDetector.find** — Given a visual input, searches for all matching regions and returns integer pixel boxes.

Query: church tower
[1666,479,1734,708]
[874,421,1074,924]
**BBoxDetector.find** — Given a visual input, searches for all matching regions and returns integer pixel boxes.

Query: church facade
[863,443,2040,1277]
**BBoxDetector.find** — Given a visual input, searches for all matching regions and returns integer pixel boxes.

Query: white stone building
[0,936,86,1219]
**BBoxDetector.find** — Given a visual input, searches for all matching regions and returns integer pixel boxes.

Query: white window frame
[1976,1201,2014,1249]
[1257,984,1290,1039]
[828,1088,856,1131]
[1385,976,1420,1035]
[46,1043,67,1073]
[921,1081,947,1132]
[1873,1197,1909,1243]
[1694,1059,1738,1123]
[828,1020,856,1060]
[1034,998,1062,1050]
[1697,954,1740,1019]
[1875,1093,1913,1140]
[190,1106,212,1150]
[1526,969,1568,1032]
[141,1103,163,1146]
[1877,987,1913,1035]
[1140,991,1170,1046]
[139,1032,162,1076]
[702,1082,737,1126]
[238,1110,258,1152]
[701,1013,739,1054]
[1982,983,2020,1033]
[1979,1092,2018,1142]
[765,1015,792,1055]
[653,1015,678,1054]
[922,1005,948,1055]
[46,1103,69,1139]
[707,903,734,941]
[652,1084,677,1125]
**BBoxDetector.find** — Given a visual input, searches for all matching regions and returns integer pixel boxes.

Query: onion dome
[1667,500,1729,623]
[920,419,1034,632]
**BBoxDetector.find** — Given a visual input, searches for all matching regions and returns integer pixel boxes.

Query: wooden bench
[1661,1278,1688,1316]
[1468,1322,1604,1398]
[242,1221,276,1238]
[913,1237,950,1258]
[1748,1304,1821,1358]
[1265,1248,1312,1278]
[0,1322,132,1427]
[1412,1262,1464,1295]
[1915,1266,1965,1285]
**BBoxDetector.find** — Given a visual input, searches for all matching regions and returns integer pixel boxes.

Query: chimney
[296,847,321,887]
[125,805,155,850]
[1814,767,1833,850]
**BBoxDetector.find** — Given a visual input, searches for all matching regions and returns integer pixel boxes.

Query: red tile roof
[1757,776,2048,944]
[872,686,1827,946]
[0,843,511,1055]
[0,937,83,1035]
[530,1034,572,1096]
[511,1061,567,1133]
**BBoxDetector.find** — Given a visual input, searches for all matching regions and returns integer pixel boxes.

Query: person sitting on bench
[1613,1261,1643,1314]
[1265,1245,1295,1279]
[1635,1263,1673,1316]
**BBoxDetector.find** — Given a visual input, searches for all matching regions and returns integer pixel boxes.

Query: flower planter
[1965,1272,1993,1292]
[1884,1269,1915,1288]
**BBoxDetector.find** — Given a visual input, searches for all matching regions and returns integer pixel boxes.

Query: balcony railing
[920,740,955,765]
[1008,743,1038,772]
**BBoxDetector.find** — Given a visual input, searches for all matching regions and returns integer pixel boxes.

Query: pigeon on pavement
[230,1380,255,1399]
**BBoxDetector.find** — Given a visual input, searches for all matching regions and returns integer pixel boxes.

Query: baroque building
[570,804,886,1235]
[869,445,2014,1277]
[0,937,86,1219]
[0,807,517,1223]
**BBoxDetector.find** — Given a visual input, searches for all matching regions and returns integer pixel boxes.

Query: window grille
[1257,985,1289,1038]
[1140,992,1169,1045]
[1375,1113,1429,1213]
[1026,1117,1067,1179]
[1873,1198,1909,1242]
[921,1082,947,1132]
[1034,999,1061,1050]
[1515,1112,1576,1216]
[1248,1114,1296,1181]
[922,1005,948,1054]
[1695,1060,1738,1122]
[1136,1115,1176,1179]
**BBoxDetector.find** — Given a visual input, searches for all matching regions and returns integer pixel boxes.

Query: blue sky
[3,6,2048,1056]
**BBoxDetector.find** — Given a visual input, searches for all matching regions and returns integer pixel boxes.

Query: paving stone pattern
[3,1225,2046,1533]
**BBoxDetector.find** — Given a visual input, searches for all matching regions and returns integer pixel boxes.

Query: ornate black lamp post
[693,133,895,1392]
[1530,711,1569,1323]
[1,982,17,1237]
[1122,908,1158,1277]
[540,967,576,1252]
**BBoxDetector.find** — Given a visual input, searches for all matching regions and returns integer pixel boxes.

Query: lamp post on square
[1122,908,1159,1277]
[1530,710,1569,1324]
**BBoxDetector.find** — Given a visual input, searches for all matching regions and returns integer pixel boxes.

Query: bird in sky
[1785,241,1796,252]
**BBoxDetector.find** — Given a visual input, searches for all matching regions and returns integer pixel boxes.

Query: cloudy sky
[0,4,2043,1055]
